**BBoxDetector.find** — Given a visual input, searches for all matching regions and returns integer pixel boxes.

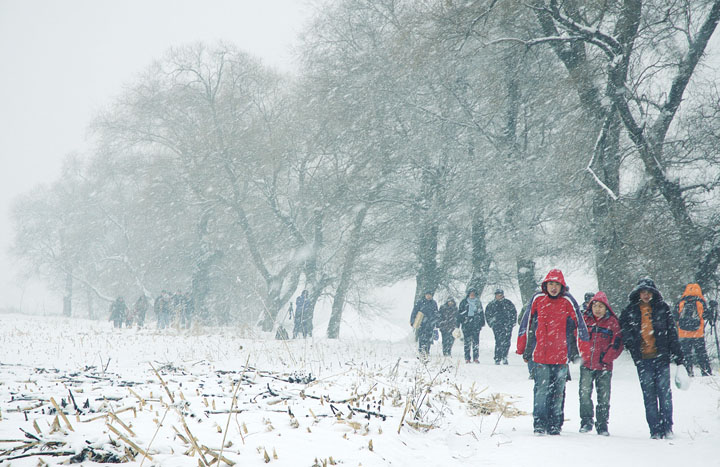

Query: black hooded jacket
[619,278,684,365]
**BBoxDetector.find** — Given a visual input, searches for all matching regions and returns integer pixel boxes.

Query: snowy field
[0,313,718,466]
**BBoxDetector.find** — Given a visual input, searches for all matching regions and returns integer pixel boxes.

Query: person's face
[448,300,455,306]
[469,291,476,299]
[495,293,503,301]
[639,290,653,303]
[425,293,432,300]
[591,301,607,319]
[546,281,562,297]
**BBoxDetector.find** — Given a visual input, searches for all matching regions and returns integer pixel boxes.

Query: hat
[628,277,663,303]
[494,289,504,295]
[467,287,477,295]
[424,290,434,296]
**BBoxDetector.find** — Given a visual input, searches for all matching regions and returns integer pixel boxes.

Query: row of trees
[12,1,720,336]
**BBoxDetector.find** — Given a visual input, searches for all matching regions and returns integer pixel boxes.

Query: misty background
[3,0,720,338]
[0,0,309,313]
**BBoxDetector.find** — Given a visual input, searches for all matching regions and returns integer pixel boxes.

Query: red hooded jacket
[578,292,623,371]
[516,269,589,365]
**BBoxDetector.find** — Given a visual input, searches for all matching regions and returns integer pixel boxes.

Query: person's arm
[665,303,685,365]
[566,314,580,363]
[600,318,624,364]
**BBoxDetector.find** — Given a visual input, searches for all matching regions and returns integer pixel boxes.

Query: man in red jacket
[517,269,589,435]
[578,291,623,436]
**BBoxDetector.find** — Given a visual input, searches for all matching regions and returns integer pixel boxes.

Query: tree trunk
[414,212,439,303]
[327,205,370,339]
[87,286,94,319]
[468,206,490,295]
[516,258,537,307]
[63,271,72,317]
[590,113,628,305]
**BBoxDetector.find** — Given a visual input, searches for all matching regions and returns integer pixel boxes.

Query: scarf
[468,297,480,317]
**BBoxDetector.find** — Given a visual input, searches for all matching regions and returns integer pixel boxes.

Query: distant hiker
[674,283,712,376]
[109,296,128,329]
[578,292,623,436]
[438,297,458,357]
[620,278,685,439]
[580,292,594,318]
[295,290,313,338]
[134,295,149,327]
[410,291,439,358]
[155,291,171,329]
[517,269,588,436]
[485,289,517,365]
[458,288,485,363]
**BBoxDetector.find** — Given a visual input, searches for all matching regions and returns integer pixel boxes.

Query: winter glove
[433,329,439,341]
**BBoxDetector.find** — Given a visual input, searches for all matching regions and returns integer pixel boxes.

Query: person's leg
[492,327,502,363]
[462,324,472,362]
[548,364,568,434]
[653,359,673,437]
[440,331,452,356]
[636,359,662,437]
[578,366,594,431]
[680,338,695,376]
[533,364,551,433]
[472,325,480,362]
[418,334,431,357]
[595,370,612,434]
[694,337,713,375]
[500,327,512,363]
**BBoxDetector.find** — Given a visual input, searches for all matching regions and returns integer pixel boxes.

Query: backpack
[678,299,702,332]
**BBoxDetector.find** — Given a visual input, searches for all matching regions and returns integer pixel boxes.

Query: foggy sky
[0,0,311,312]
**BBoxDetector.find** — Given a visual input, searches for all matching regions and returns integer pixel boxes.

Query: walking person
[485,289,517,365]
[410,291,439,359]
[620,278,685,439]
[674,283,713,376]
[458,288,485,363]
[578,292,623,436]
[517,269,589,435]
[134,295,149,328]
[438,297,458,357]
[295,290,313,338]
[109,296,128,329]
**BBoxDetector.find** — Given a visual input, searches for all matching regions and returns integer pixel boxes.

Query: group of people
[108,295,148,328]
[108,290,194,330]
[411,268,718,440]
[410,287,517,364]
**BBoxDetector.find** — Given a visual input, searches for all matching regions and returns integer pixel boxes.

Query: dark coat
[485,298,517,330]
[411,297,439,337]
[620,278,684,366]
[437,301,458,333]
[458,296,485,329]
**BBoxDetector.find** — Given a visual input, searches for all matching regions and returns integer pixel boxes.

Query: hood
[541,269,567,296]
[681,283,705,301]
[586,291,616,318]
[628,277,663,303]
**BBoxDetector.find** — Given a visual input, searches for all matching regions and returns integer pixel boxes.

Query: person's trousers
[533,363,568,431]
[440,330,454,356]
[418,335,432,356]
[492,326,512,362]
[462,323,480,361]
[636,358,673,436]
[579,366,612,431]
[680,337,712,376]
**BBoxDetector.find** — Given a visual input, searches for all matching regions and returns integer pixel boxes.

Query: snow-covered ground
[0,313,718,466]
